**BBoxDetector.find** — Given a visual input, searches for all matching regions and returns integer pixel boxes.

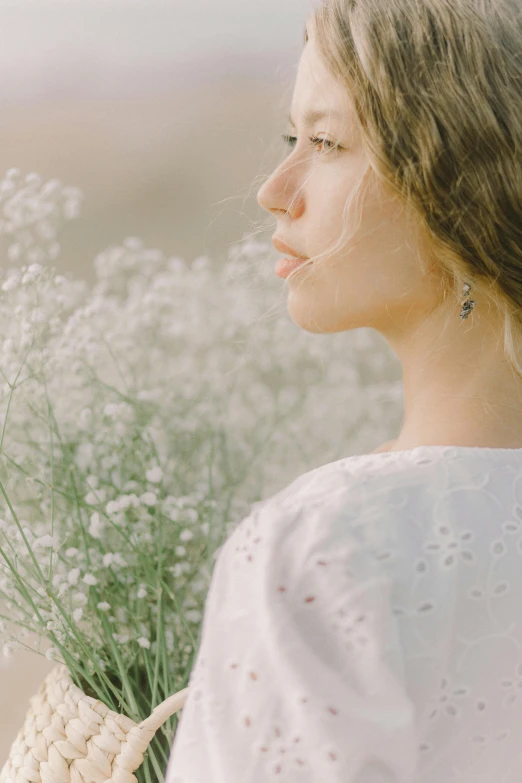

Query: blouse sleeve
[165,483,419,783]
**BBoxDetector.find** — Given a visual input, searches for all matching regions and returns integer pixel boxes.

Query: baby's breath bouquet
[0,168,403,781]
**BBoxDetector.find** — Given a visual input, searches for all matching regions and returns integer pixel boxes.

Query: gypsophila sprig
[0,168,82,267]
[0,170,403,782]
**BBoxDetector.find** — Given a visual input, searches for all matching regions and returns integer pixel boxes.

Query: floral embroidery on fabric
[165,447,522,783]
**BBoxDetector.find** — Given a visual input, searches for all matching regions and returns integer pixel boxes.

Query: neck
[380,296,522,451]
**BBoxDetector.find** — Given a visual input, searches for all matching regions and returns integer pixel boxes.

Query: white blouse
[165,445,522,782]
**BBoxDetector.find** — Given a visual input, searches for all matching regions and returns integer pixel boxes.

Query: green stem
[0,479,47,583]
[150,590,163,708]
[157,579,198,650]
[98,611,142,720]
[0,325,40,454]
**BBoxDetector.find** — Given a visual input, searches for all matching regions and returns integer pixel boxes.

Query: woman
[166,1,522,780]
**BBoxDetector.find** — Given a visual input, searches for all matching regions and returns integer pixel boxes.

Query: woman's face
[257,28,441,337]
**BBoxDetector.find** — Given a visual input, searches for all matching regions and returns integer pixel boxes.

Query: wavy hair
[307,0,522,376]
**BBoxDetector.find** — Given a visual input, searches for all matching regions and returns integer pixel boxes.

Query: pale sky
[0,0,315,98]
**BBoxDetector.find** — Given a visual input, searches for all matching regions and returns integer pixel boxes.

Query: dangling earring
[460,282,476,320]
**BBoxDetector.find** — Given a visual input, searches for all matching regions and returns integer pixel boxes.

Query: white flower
[83,574,97,586]
[137,637,151,649]
[185,610,202,624]
[102,552,126,568]
[21,265,43,285]
[146,466,163,484]
[65,547,79,558]
[67,568,80,585]
[170,563,188,578]
[88,512,104,539]
[112,633,130,644]
[103,402,133,422]
[45,647,58,660]
[97,602,111,611]
[1,275,19,292]
[140,492,157,507]
[106,500,121,515]
[175,545,186,557]
[84,491,99,506]
[179,530,194,543]
[137,586,147,599]
[57,581,70,597]
[73,593,88,606]
[72,608,83,622]
[117,494,140,510]
[34,535,59,549]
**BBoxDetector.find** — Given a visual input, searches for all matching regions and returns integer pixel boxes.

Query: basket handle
[137,687,190,734]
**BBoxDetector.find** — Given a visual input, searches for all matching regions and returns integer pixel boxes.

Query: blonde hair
[307,0,522,376]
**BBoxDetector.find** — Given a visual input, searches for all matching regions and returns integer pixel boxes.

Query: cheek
[285,188,431,334]
[305,187,356,256]
[306,163,374,253]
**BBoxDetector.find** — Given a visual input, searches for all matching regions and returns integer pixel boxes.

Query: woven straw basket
[0,664,189,783]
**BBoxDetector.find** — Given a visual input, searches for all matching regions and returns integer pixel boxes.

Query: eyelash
[281,134,339,153]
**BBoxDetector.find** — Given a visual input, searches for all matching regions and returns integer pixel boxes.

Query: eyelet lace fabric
[165,445,522,782]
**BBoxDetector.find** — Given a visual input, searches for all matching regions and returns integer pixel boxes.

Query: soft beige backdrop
[0,68,293,764]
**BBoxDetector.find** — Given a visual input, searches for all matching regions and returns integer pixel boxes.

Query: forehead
[290,38,354,128]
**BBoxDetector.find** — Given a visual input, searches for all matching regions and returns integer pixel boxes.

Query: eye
[281,134,339,153]
[309,136,338,153]
[281,134,297,148]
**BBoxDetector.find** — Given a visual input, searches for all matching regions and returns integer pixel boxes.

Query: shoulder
[245,451,446,565]
[260,448,446,517]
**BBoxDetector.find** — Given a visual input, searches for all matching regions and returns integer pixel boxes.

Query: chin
[288,301,365,334]
[287,302,346,334]
[290,317,328,334]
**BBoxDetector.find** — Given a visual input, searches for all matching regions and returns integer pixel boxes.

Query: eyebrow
[288,110,343,128]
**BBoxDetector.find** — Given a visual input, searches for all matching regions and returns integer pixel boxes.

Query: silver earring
[460,282,476,320]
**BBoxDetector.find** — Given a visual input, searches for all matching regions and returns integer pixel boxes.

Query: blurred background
[0,0,315,760]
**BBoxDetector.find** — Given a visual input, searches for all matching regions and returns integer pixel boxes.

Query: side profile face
[259,20,522,453]
[257,25,442,338]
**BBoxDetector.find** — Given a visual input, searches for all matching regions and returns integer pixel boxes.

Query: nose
[256,158,305,220]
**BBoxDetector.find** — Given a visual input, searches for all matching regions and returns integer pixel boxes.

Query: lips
[272,237,308,260]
